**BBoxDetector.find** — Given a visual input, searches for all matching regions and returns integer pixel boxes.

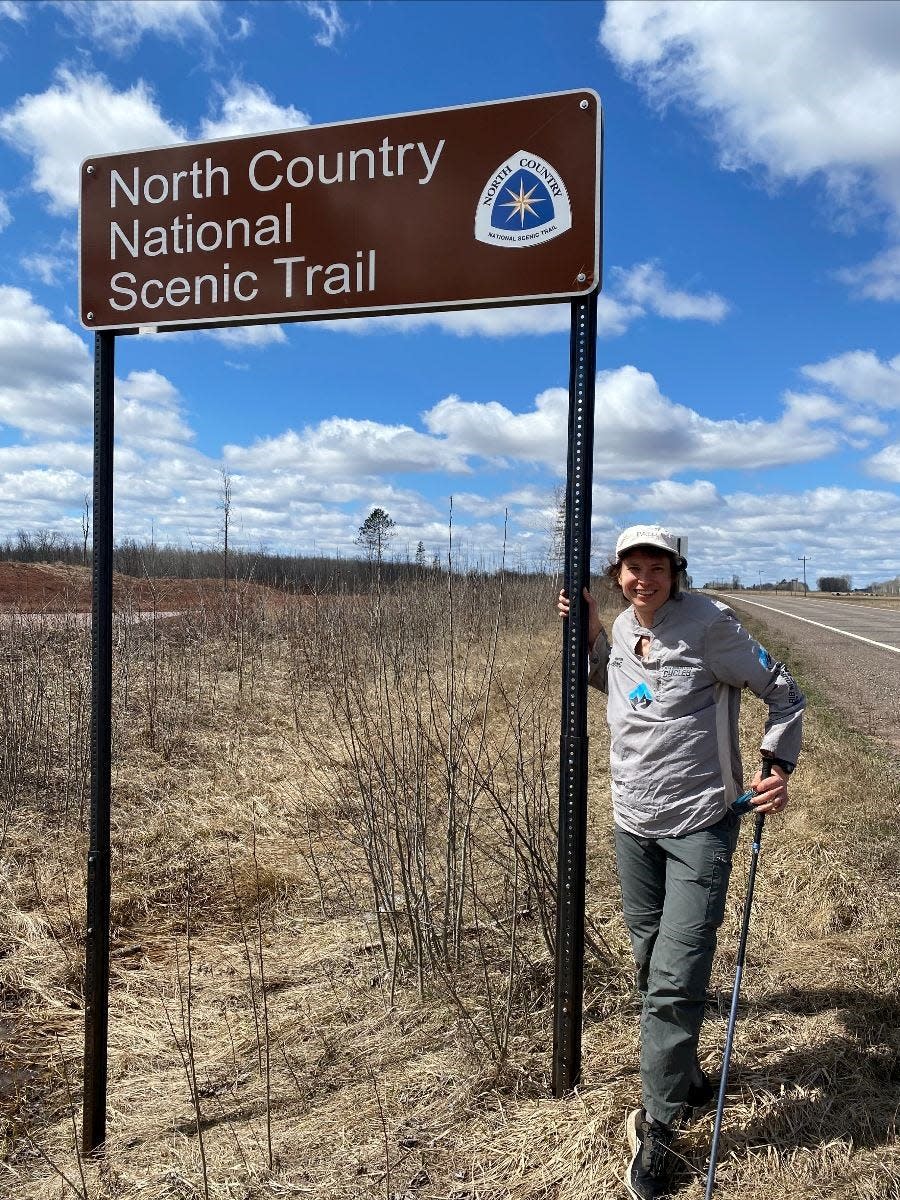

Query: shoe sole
[623,1108,642,1199]
[627,1106,641,1151]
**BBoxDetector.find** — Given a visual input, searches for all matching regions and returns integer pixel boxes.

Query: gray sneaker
[624,1108,674,1200]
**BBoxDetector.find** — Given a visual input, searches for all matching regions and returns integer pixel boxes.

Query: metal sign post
[84,331,116,1152]
[553,290,598,1096]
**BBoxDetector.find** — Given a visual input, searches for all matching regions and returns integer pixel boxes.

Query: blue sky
[0,0,899,586]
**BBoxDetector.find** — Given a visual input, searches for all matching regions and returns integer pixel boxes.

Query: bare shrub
[288,565,619,1064]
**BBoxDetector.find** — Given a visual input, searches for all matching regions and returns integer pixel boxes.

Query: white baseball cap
[615,524,686,565]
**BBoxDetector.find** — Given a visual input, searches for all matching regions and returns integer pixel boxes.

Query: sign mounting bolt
[580,99,589,110]
[86,165,95,174]
[87,312,94,320]
[577,273,587,283]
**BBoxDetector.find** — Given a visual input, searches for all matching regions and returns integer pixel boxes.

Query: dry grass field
[0,568,897,1199]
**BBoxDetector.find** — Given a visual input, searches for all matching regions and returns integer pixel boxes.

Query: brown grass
[0,577,897,1199]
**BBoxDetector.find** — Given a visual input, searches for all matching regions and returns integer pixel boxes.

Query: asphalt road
[716,592,900,764]
[716,593,900,653]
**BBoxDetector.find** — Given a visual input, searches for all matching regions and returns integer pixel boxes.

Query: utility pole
[798,555,809,596]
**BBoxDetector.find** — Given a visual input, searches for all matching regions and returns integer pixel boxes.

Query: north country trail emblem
[628,682,654,711]
[474,151,572,248]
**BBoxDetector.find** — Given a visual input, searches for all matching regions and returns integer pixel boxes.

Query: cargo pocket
[704,850,733,929]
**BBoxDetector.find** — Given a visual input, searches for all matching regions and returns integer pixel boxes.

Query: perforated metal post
[83,330,115,1154]
[553,291,598,1096]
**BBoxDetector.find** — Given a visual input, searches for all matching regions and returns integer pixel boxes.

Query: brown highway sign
[79,89,602,332]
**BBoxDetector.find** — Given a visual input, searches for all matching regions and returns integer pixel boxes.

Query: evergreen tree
[357,507,396,564]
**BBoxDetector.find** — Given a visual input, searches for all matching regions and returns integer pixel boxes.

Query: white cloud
[134,324,289,349]
[0,442,91,474]
[0,2,26,23]
[200,82,311,141]
[636,479,723,511]
[231,16,252,41]
[302,1,348,48]
[592,368,839,475]
[0,467,88,506]
[325,295,650,339]
[423,366,841,478]
[115,370,195,453]
[0,193,10,231]
[324,262,725,340]
[21,252,66,285]
[0,286,208,542]
[450,492,512,519]
[678,485,900,585]
[20,231,77,286]
[424,390,567,466]
[866,443,900,483]
[844,414,889,438]
[612,262,729,321]
[326,304,573,339]
[780,391,844,424]
[50,0,223,54]
[596,293,645,338]
[573,480,900,584]
[600,2,900,206]
[225,418,471,479]
[204,325,288,348]
[801,350,900,409]
[600,1,900,295]
[836,246,900,300]
[0,68,184,213]
[0,285,92,435]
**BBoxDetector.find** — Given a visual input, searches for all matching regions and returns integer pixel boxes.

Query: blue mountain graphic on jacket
[628,682,654,710]
[758,646,773,669]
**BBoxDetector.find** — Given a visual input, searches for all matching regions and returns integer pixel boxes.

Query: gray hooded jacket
[588,592,804,838]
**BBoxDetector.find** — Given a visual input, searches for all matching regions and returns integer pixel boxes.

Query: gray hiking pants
[614,810,741,1127]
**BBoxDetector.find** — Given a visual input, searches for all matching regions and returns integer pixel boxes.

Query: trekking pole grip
[753,759,772,847]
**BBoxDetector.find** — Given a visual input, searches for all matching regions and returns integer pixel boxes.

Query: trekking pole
[704,761,772,1198]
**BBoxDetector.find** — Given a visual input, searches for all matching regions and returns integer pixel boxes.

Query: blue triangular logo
[474,150,572,248]
[490,169,554,231]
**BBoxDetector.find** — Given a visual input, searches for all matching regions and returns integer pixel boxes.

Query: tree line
[0,509,530,595]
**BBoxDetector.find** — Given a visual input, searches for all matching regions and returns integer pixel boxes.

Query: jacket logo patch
[782,667,802,705]
[610,655,624,670]
[660,666,695,678]
[628,682,654,710]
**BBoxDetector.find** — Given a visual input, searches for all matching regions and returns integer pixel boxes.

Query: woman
[558,524,804,1200]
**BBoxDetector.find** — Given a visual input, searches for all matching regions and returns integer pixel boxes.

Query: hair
[604,544,686,600]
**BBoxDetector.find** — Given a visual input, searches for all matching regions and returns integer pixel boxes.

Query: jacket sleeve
[706,609,805,766]
[587,628,611,693]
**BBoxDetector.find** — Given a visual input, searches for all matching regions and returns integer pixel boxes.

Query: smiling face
[618,547,675,626]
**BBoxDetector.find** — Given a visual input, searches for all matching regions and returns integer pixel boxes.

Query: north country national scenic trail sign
[79,88,602,1155]
[79,89,601,330]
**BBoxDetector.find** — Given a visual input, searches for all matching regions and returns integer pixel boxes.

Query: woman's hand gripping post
[557,586,605,651]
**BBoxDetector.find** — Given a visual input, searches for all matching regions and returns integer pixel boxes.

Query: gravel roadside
[725,593,900,770]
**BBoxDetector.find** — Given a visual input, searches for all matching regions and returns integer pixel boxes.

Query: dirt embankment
[0,561,269,615]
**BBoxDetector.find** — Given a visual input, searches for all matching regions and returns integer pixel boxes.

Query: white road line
[718,594,900,654]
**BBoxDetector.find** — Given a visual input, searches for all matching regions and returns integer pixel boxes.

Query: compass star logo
[475,150,572,248]
[500,177,547,227]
